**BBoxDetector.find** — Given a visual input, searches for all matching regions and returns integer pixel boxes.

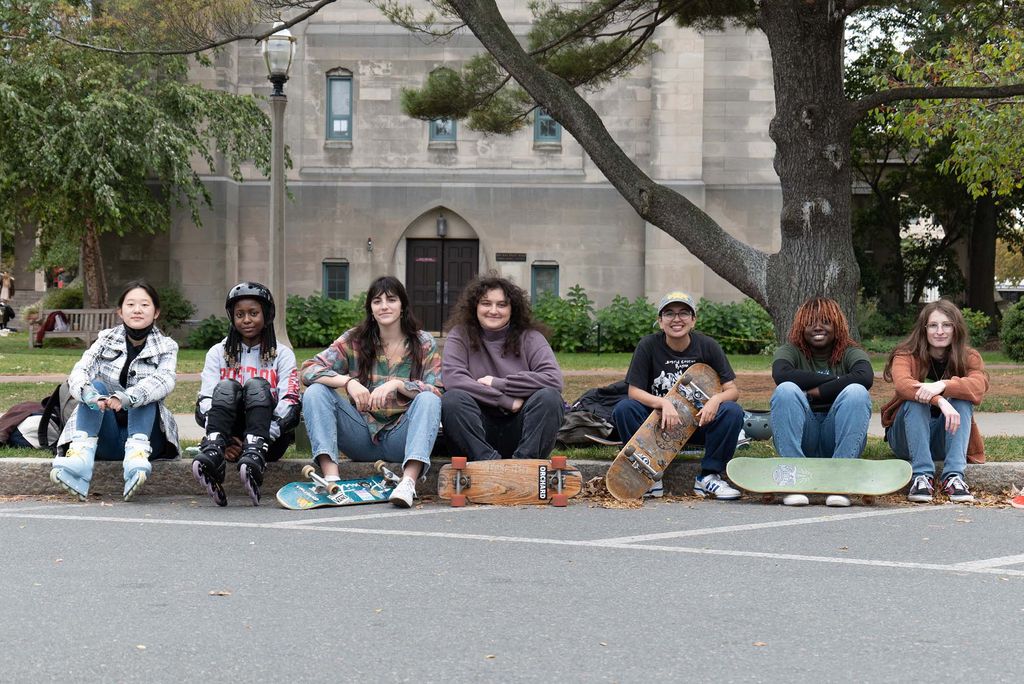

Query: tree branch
[849,83,1024,122]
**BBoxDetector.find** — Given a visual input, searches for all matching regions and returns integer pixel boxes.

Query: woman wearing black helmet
[191,282,301,506]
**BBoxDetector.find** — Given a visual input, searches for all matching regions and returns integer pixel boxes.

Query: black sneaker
[238,436,268,506]
[942,474,975,503]
[192,434,228,506]
[907,474,934,503]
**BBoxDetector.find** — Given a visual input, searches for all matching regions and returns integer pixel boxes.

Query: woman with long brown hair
[881,300,989,503]
[440,272,564,461]
[300,276,442,508]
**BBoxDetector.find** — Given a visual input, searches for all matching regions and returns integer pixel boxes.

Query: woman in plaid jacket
[50,281,179,502]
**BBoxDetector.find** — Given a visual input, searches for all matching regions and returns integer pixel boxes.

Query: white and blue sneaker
[643,481,664,499]
[694,473,741,500]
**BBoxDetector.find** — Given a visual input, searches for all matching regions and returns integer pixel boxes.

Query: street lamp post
[262,22,296,347]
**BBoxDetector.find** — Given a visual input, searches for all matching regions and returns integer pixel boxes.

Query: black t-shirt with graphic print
[625,331,735,397]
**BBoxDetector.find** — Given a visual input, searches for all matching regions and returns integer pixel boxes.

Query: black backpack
[37,381,78,452]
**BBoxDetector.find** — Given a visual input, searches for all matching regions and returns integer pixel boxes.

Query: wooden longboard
[726,457,912,498]
[437,457,583,506]
[605,363,721,501]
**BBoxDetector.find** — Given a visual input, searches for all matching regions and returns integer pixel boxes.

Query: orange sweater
[880,350,989,463]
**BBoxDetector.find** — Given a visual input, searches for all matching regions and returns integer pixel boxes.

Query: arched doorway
[404,209,479,331]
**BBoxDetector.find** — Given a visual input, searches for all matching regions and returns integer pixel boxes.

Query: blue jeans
[302,383,440,474]
[610,398,744,474]
[885,399,972,479]
[769,382,870,459]
[73,381,165,460]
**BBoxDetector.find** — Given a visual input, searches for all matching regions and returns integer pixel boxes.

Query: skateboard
[437,456,583,506]
[276,461,401,510]
[605,363,721,501]
[726,457,913,504]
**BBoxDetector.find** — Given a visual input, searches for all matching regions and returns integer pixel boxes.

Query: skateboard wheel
[551,493,569,507]
[301,465,316,478]
[326,482,340,495]
[550,455,567,470]
[450,494,467,507]
[374,460,387,472]
[451,456,468,470]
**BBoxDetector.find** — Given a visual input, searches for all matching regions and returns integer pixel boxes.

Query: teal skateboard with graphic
[276,462,400,510]
[726,457,912,504]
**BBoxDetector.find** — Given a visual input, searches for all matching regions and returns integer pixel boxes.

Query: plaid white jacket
[58,325,180,456]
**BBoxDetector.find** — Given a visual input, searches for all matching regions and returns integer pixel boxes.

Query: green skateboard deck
[276,463,400,510]
[726,457,912,498]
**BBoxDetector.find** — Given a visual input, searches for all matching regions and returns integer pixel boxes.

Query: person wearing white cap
[611,291,744,499]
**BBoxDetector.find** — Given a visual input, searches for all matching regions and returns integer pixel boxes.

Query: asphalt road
[2,494,1022,682]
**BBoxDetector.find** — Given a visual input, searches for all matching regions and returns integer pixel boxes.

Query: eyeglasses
[926,322,954,332]
[660,310,693,321]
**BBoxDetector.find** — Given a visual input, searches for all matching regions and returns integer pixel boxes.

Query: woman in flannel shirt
[300,276,442,508]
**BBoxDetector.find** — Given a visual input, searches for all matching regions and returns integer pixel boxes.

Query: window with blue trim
[430,118,456,142]
[323,261,350,299]
[327,73,353,140]
[531,263,559,303]
[534,108,561,143]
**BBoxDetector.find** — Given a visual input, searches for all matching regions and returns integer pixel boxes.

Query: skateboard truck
[678,373,711,410]
[301,465,340,495]
[373,460,402,487]
[622,445,664,481]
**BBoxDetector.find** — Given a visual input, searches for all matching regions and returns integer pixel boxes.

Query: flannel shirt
[301,329,443,440]
[58,324,180,455]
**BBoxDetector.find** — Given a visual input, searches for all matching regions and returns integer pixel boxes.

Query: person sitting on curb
[770,296,873,507]
[301,276,442,508]
[881,300,989,504]
[611,292,744,500]
[191,282,301,507]
[440,272,564,462]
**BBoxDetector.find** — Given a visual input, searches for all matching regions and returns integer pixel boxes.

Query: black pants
[203,378,292,462]
[441,387,565,461]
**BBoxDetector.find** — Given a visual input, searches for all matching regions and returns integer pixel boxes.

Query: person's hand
[102,396,123,412]
[696,395,722,427]
[477,376,494,386]
[81,387,104,411]
[658,397,681,431]
[938,399,961,434]
[369,379,402,411]
[914,380,947,404]
[225,437,243,462]
[347,379,371,412]
[510,397,524,413]
[805,387,821,400]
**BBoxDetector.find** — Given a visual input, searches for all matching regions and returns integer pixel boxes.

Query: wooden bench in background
[29,309,120,348]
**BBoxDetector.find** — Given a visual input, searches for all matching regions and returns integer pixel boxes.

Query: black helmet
[743,410,773,441]
[226,282,275,322]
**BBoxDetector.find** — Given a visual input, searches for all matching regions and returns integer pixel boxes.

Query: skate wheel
[551,493,569,507]
[301,465,315,479]
[451,494,467,507]
[374,460,387,472]
[326,482,340,495]
[550,455,567,470]
[451,456,468,470]
[862,495,876,506]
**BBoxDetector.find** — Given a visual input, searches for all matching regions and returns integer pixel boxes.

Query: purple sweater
[442,325,563,410]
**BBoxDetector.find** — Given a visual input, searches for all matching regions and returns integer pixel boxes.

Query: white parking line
[269,505,495,526]
[950,554,1024,570]
[593,506,940,544]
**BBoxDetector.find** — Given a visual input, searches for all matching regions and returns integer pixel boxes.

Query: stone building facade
[13,2,781,328]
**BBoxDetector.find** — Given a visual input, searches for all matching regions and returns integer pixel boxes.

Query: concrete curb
[4,457,1022,500]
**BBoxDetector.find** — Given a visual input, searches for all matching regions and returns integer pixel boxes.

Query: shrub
[959,307,992,346]
[286,292,366,348]
[156,283,197,332]
[694,298,775,354]
[856,296,914,338]
[187,315,230,349]
[594,295,657,353]
[1001,301,1024,362]
[532,285,594,352]
[42,282,84,310]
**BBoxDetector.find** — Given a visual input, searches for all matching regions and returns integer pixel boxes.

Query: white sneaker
[389,478,417,508]
[825,494,851,507]
[693,473,741,500]
[782,493,809,506]
[643,481,664,498]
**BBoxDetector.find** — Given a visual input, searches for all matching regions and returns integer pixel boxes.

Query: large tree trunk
[760,2,861,338]
[81,220,108,308]
[967,193,997,319]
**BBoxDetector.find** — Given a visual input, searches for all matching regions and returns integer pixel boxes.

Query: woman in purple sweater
[441,273,564,460]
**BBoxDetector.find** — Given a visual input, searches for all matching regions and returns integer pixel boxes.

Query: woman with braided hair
[769,296,873,506]
[192,282,300,506]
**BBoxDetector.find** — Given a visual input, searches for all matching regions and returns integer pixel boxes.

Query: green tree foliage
[1001,300,1024,361]
[0,0,273,305]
